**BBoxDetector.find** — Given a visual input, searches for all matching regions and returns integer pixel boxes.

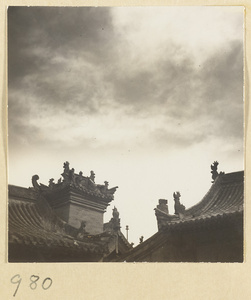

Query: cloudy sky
[8,6,244,245]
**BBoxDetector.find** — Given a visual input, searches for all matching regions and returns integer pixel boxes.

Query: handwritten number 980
[11,274,52,297]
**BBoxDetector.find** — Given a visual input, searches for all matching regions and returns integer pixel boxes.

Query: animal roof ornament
[211,161,225,183]
[173,191,186,216]
[32,161,118,201]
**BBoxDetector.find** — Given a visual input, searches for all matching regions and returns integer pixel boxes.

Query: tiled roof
[8,187,108,254]
[115,210,243,262]
[185,171,243,217]
[117,171,244,262]
[9,185,39,202]
[31,161,118,202]
[156,171,244,227]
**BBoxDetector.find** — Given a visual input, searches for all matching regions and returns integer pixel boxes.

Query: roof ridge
[185,174,223,216]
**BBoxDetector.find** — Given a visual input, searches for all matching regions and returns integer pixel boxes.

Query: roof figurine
[31,174,40,191]
[61,161,70,182]
[113,206,119,219]
[97,181,118,196]
[210,161,225,183]
[139,236,144,244]
[31,161,118,201]
[173,191,185,217]
[76,221,89,239]
[8,187,109,262]
[8,184,131,262]
[64,161,70,172]
[211,161,219,182]
[69,168,76,185]
[9,162,131,262]
[89,170,95,183]
[49,178,55,188]
[104,206,121,232]
[115,168,244,262]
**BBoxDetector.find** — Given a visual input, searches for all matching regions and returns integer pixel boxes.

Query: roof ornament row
[32,161,118,199]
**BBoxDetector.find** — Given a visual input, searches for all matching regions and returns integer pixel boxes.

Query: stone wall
[68,204,104,235]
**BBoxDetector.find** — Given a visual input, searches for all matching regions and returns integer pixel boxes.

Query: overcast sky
[8,6,244,245]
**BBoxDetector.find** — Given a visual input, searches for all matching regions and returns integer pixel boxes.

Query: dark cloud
[9,122,41,147]
[8,7,243,153]
[109,44,195,110]
[198,40,243,139]
[109,40,243,143]
[8,93,42,149]
[8,6,117,138]
[8,7,115,85]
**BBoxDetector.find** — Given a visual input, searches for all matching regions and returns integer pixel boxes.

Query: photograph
[8,6,244,263]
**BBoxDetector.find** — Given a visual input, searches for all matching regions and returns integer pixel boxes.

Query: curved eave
[184,171,244,218]
[8,199,105,255]
[9,185,40,202]
[157,171,244,228]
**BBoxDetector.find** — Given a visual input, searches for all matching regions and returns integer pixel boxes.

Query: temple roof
[8,184,131,262]
[115,210,243,262]
[116,170,244,262]
[31,161,118,202]
[155,171,244,228]
[185,171,243,216]
[9,185,40,202]
[8,185,111,256]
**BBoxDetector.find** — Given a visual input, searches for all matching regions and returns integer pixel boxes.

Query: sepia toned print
[8,6,244,262]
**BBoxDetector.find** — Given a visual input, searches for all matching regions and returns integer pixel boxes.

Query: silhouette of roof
[117,171,244,262]
[31,161,118,203]
[8,184,131,262]
[155,171,244,227]
[8,185,109,256]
